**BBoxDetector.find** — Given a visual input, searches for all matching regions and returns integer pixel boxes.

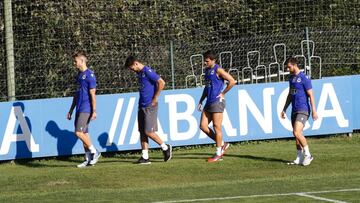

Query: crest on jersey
[82,75,86,79]
[211,70,215,75]
[297,77,302,83]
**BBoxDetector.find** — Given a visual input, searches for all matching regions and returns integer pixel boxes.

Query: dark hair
[203,50,217,61]
[124,55,139,68]
[72,50,87,59]
[285,57,298,65]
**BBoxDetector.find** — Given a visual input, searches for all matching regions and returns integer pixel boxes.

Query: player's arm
[67,93,77,120]
[152,78,165,106]
[281,90,292,119]
[217,68,236,99]
[89,88,97,120]
[303,76,318,120]
[306,89,318,120]
[197,88,208,112]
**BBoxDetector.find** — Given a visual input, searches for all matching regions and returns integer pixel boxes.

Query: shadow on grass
[3,156,90,168]
[5,159,68,168]
[225,154,289,163]
[2,153,289,167]
[174,152,288,163]
[173,152,212,160]
[1,152,168,167]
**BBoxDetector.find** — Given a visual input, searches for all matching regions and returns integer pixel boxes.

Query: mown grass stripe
[153,188,360,203]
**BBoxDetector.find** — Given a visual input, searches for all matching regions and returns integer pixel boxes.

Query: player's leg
[294,138,304,164]
[83,115,101,165]
[207,112,224,162]
[216,100,229,155]
[212,112,223,151]
[74,113,91,144]
[208,112,229,159]
[287,137,304,165]
[76,142,91,168]
[74,113,100,167]
[199,110,216,141]
[137,108,151,164]
[83,140,90,161]
[293,122,307,146]
[206,101,228,162]
[144,131,172,162]
[137,132,151,164]
[293,113,313,166]
[143,105,172,162]
[86,134,101,165]
[74,131,92,149]
[140,132,149,150]
[199,110,228,154]
[288,113,304,165]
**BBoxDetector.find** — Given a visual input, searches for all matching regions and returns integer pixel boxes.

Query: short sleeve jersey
[137,66,160,107]
[288,71,312,113]
[204,64,224,105]
[76,69,96,113]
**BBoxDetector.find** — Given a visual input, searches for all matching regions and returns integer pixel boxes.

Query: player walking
[67,51,101,168]
[281,57,318,166]
[125,55,172,164]
[198,50,236,162]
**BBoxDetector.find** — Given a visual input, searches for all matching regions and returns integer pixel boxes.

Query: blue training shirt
[76,69,96,113]
[204,64,224,105]
[288,71,312,113]
[137,66,160,107]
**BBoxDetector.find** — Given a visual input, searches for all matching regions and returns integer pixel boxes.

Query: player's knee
[292,130,302,138]
[213,124,221,132]
[75,131,83,137]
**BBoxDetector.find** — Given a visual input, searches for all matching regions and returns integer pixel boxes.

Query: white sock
[142,150,149,159]
[221,140,225,146]
[161,143,168,151]
[89,145,97,153]
[303,145,311,156]
[216,147,222,156]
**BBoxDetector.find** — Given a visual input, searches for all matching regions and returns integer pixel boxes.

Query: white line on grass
[152,188,360,203]
[296,193,347,203]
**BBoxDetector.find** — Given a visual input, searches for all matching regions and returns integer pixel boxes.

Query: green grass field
[0,134,359,203]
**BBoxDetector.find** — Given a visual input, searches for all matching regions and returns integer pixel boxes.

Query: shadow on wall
[98,132,119,156]
[46,120,78,156]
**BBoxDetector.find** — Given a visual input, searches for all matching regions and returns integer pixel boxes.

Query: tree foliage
[0,0,359,100]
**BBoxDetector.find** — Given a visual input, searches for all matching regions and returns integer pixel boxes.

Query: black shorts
[138,104,158,133]
[291,111,309,126]
[75,113,91,133]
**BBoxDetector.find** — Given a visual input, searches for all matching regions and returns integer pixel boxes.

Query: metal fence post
[170,41,175,89]
[4,0,16,101]
[305,27,312,78]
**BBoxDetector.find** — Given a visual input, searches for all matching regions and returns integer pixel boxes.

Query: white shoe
[89,150,101,165]
[77,160,90,168]
[302,155,313,166]
[287,156,303,165]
